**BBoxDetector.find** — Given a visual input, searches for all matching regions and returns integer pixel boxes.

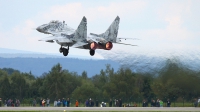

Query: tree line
[0,60,200,104]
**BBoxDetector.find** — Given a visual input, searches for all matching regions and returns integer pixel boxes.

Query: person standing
[67,98,70,107]
[116,100,119,107]
[42,99,45,107]
[17,99,20,107]
[75,100,79,107]
[62,98,65,107]
[91,100,94,107]
[57,99,61,107]
[133,102,137,107]
[198,97,200,107]
[109,99,112,107]
[114,99,116,107]
[46,98,50,107]
[151,100,155,107]
[156,99,160,107]
[85,100,88,107]
[194,98,198,107]
[95,99,99,107]
[159,100,163,107]
[142,99,146,107]
[119,99,122,107]
[0,98,2,107]
[4,100,7,107]
[54,99,57,107]
[33,99,37,107]
[167,99,171,107]
[40,98,42,107]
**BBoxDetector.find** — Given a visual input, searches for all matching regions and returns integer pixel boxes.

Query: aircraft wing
[39,35,75,44]
[114,42,137,46]
[38,36,57,42]
[118,37,140,40]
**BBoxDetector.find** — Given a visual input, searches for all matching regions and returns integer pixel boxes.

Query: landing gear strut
[90,49,95,56]
[59,47,63,53]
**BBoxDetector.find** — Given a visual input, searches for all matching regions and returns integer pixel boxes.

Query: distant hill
[0,48,120,77]
[1,47,199,77]
[0,57,120,77]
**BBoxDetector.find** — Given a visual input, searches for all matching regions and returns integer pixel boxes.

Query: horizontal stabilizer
[116,42,137,46]
[118,37,140,40]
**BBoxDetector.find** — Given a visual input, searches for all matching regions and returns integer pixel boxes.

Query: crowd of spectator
[53,98,70,107]
[0,98,20,107]
[141,99,168,107]
[0,97,200,107]
[83,98,123,107]
[33,98,71,107]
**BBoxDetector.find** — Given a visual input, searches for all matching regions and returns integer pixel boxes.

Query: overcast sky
[0,0,199,59]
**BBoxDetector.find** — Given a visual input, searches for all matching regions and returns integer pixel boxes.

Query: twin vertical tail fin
[74,16,120,42]
[98,16,120,43]
[74,16,87,41]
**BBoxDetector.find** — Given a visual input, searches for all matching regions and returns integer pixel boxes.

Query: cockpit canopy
[49,20,60,23]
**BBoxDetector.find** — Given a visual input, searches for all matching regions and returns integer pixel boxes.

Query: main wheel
[63,48,68,56]
[90,49,95,56]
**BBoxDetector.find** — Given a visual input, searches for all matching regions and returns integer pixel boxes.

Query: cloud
[131,1,199,50]
[88,1,147,20]
[43,3,83,21]
[41,1,147,23]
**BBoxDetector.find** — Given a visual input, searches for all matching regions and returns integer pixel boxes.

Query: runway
[0,107,200,111]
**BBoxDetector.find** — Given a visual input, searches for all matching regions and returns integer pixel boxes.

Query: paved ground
[0,107,200,111]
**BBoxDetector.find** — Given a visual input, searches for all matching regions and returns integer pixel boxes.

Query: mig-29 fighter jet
[37,16,136,57]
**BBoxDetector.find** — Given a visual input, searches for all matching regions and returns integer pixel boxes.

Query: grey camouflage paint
[38,16,88,48]
[74,16,87,41]
[98,16,120,43]
[37,20,75,35]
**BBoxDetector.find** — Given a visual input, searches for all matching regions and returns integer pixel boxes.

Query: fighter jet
[37,16,92,56]
[37,16,136,57]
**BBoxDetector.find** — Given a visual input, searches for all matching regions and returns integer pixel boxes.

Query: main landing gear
[90,49,95,56]
[59,46,69,56]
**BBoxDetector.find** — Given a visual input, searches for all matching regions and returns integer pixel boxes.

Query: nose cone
[36,26,42,32]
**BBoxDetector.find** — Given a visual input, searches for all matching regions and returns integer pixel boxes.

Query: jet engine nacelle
[90,42,97,50]
[97,41,113,50]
